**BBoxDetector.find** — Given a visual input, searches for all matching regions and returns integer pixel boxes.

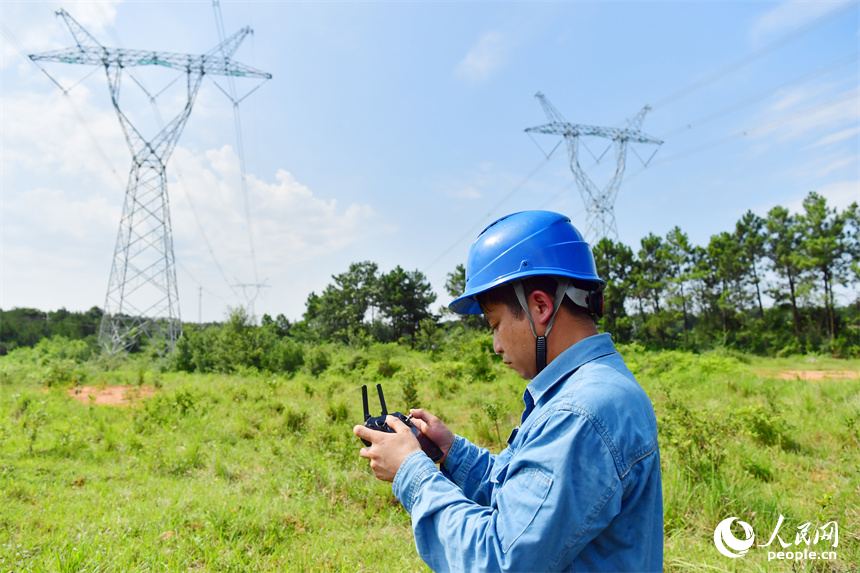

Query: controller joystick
[361,383,443,463]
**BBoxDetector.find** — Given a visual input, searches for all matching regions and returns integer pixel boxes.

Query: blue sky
[1,1,858,323]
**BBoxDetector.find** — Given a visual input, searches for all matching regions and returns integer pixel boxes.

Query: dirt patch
[68,385,157,406]
[774,370,859,381]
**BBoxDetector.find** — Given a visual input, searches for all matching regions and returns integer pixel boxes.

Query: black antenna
[376,383,388,416]
[362,385,371,421]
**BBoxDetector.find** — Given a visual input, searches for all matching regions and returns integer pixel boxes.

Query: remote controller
[361,383,443,463]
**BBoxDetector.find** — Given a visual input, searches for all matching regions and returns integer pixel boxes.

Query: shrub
[326,400,349,422]
[304,346,330,376]
[376,357,401,378]
[266,339,304,373]
[737,405,798,451]
[658,384,734,480]
[399,370,420,409]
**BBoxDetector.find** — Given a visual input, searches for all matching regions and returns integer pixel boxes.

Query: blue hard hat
[449,211,604,315]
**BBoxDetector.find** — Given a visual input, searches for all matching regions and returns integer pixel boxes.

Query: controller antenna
[362,385,371,421]
[376,383,388,416]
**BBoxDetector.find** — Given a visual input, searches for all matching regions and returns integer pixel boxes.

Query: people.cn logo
[714,517,756,558]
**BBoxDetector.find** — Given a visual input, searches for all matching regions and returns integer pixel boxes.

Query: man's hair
[476,276,596,322]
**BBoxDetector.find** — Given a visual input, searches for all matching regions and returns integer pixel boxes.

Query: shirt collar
[525,332,617,407]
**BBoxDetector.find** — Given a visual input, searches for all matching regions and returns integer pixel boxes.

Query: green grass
[1,342,858,572]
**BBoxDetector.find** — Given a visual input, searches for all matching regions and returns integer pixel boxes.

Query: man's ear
[528,290,555,327]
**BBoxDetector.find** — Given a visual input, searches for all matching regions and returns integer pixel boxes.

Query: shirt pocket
[494,466,553,553]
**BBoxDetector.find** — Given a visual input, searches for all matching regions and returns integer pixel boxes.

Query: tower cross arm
[525,122,612,138]
[29,47,107,67]
[525,122,662,145]
[30,47,271,79]
[29,10,270,79]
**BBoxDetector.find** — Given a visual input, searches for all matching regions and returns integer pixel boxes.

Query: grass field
[1,340,858,572]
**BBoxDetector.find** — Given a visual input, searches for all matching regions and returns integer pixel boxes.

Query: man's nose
[493,332,503,355]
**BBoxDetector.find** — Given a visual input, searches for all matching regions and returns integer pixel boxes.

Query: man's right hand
[408,409,455,465]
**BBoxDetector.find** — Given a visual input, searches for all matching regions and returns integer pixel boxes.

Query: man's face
[483,301,536,380]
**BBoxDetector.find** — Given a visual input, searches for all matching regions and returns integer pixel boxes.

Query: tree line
[291,191,857,357]
[0,307,103,355]
[2,191,856,361]
[587,192,858,356]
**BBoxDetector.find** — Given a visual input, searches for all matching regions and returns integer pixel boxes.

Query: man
[354,210,663,572]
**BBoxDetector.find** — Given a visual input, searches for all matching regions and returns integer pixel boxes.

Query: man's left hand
[353,415,421,482]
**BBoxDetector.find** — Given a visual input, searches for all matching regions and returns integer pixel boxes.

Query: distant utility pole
[525,92,662,242]
[30,9,271,355]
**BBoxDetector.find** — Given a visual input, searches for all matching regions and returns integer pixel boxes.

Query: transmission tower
[525,92,663,242]
[29,9,272,354]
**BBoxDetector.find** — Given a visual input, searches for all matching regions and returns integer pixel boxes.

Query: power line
[658,51,859,140]
[650,1,857,111]
[422,156,552,273]
[169,165,242,300]
[0,24,125,187]
[212,0,265,291]
[175,259,228,300]
[626,89,859,180]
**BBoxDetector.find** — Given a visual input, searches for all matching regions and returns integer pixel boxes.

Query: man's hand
[408,409,455,465]
[353,415,421,482]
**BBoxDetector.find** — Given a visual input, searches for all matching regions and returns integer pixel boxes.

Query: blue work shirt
[392,333,663,572]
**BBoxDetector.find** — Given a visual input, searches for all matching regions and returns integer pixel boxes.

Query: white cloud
[814,180,860,211]
[437,160,523,201]
[749,1,850,46]
[0,86,127,187]
[445,185,484,200]
[744,183,859,228]
[11,187,117,240]
[168,145,394,280]
[751,86,859,142]
[808,126,860,149]
[1,1,124,69]
[455,31,507,84]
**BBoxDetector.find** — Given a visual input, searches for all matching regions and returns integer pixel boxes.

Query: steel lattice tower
[526,92,663,242]
[30,9,271,354]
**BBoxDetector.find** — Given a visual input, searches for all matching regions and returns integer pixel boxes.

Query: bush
[737,405,798,451]
[658,384,734,480]
[304,346,330,377]
[265,339,304,374]
[399,370,420,409]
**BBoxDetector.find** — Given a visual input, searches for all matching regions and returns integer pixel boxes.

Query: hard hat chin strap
[513,278,570,375]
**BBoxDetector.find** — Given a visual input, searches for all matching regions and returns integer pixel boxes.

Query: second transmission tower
[526,92,662,242]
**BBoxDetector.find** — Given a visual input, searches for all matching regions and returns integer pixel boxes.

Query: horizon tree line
[2,191,857,358]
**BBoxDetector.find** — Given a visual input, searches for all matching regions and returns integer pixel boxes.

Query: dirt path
[68,385,157,406]
[773,370,859,381]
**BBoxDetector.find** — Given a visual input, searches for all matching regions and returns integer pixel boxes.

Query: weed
[469,400,508,445]
[400,371,420,409]
[283,407,309,432]
[737,405,799,451]
[20,403,47,455]
[844,415,860,449]
[658,384,732,480]
[173,389,198,415]
[377,357,400,378]
[326,401,349,422]
[305,347,330,376]
[742,456,774,482]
